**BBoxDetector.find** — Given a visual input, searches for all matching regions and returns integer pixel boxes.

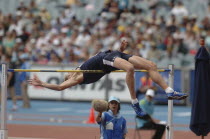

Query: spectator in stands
[36,52,48,65]
[2,31,16,55]
[39,8,51,23]
[0,45,4,58]
[147,42,162,62]
[118,0,129,17]
[74,29,91,47]
[48,51,62,65]
[0,22,5,37]
[0,10,4,22]
[28,0,39,14]
[171,1,188,19]
[19,53,31,108]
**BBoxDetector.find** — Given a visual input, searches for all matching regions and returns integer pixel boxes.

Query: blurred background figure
[96,96,127,139]
[136,89,166,139]
[19,53,31,108]
[136,72,157,100]
[3,54,18,111]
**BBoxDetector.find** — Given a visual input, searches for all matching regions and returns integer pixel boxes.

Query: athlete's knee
[126,65,135,74]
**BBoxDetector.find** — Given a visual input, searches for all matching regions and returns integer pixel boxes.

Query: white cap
[146,89,155,97]
[108,96,120,103]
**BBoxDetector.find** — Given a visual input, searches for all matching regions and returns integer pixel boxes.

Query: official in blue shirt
[96,96,127,139]
[136,89,165,139]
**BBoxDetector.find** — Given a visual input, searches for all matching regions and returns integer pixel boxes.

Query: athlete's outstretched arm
[28,73,83,91]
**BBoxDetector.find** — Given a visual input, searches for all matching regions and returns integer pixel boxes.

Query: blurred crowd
[0,0,210,68]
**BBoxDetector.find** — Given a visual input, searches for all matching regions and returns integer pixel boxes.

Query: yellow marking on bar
[9,69,168,72]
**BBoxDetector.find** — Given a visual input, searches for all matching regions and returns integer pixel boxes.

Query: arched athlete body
[28,40,188,117]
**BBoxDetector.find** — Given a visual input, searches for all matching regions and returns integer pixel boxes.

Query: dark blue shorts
[79,50,132,84]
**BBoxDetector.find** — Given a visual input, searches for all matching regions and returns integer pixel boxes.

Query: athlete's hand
[28,74,43,86]
[119,40,128,52]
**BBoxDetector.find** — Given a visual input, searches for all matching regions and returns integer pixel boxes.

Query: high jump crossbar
[7,69,170,72]
[1,64,174,139]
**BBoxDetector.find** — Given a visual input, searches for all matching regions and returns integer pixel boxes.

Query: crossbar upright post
[166,64,174,139]
[0,63,8,139]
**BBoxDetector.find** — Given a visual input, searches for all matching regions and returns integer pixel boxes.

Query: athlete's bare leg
[113,57,150,117]
[113,57,136,99]
[128,55,168,90]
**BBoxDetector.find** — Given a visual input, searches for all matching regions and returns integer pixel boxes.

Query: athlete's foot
[167,91,188,100]
[131,103,147,118]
